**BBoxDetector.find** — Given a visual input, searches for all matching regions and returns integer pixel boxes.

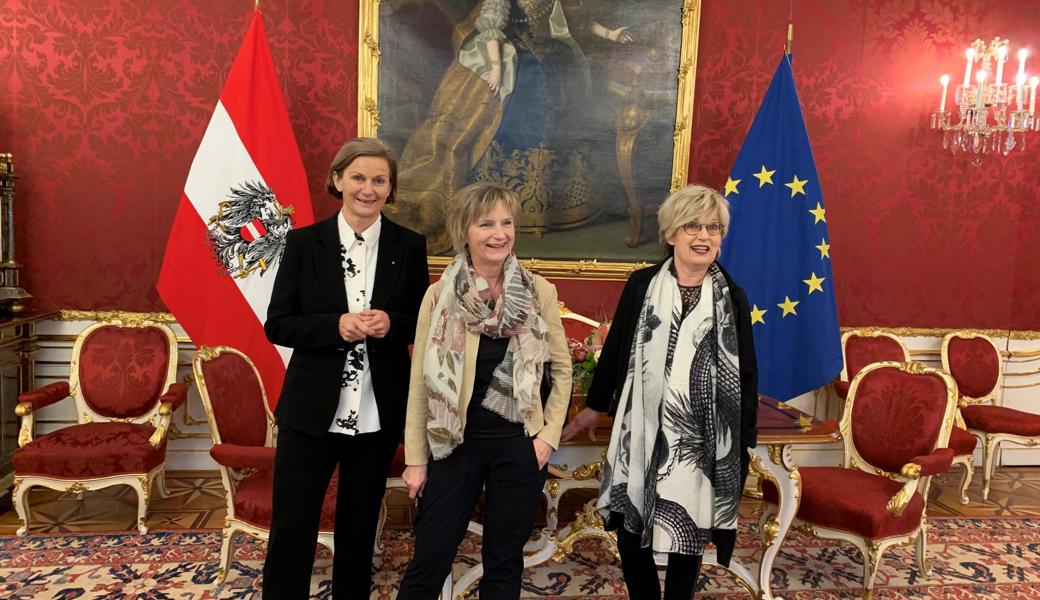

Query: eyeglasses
[682,221,724,236]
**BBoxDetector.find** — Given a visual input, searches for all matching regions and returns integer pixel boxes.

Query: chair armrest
[833,380,850,399]
[15,382,71,448]
[210,443,276,471]
[148,383,189,448]
[160,383,188,411]
[907,447,955,477]
[19,382,71,412]
[885,448,955,516]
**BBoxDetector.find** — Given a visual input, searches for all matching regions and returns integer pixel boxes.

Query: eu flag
[719,55,842,401]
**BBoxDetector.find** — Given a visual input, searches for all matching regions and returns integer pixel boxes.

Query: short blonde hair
[657,184,731,255]
[447,182,521,253]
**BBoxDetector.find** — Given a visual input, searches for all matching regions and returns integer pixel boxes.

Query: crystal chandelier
[930,37,1038,163]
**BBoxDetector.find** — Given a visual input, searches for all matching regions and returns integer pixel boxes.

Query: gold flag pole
[255,0,261,11]
[785,0,794,55]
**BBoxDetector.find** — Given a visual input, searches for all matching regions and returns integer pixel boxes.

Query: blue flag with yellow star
[719,54,842,401]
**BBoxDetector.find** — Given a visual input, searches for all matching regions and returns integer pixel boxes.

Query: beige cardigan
[404,274,573,465]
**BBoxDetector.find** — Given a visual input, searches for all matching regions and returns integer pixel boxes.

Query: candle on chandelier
[963,48,976,87]
[1018,49,1029,82]
[939,74,950,112]
[1018,73,1027,109]
[1030,77,1038,115]
[996,46,1008,86]
[976,70,986,110]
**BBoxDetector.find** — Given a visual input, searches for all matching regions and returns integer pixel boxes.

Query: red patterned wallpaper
[2,0,1038,329]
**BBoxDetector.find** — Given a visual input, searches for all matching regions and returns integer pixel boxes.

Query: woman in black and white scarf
[563,184,759,599]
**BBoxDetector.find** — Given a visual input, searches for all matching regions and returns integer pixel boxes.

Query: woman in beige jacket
[397,182,572,600]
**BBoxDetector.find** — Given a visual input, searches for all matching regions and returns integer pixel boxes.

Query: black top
[465,335,524,439]
[264,213,429,440]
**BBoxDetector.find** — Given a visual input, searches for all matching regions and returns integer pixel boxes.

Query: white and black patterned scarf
[422,253,550,460]
[597,259,742,555]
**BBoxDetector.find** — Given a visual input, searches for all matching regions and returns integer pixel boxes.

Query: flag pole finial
[785,22,793,55]
[255,0,261,11]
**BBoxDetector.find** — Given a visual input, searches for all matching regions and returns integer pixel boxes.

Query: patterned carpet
[2,517,1039,599]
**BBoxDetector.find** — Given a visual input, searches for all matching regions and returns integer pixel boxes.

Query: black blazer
[265,212,429,439]
[585,261,759,450]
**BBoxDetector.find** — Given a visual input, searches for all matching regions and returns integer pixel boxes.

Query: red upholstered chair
[193,346,337,584]
[838,329,977,503]
[835,330,910,400]
[941,331,1037,501]
[763,361,958,599]
[12,319,185,536]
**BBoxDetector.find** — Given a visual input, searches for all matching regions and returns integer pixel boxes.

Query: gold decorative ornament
[760,515,779,549]
[138,475,151,504]
[570,460,604,481]
[551,501,616,563]
[900,463,922,479]
[58,310,177,325]
[767,445,783,465]
[792,522,816,537]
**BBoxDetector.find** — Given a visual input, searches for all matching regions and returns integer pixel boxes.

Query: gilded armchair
[941,331,1040,501]
[12,318,185,535]
[192,345,339,584]
[838,329,976,503]
[763,361,958,599]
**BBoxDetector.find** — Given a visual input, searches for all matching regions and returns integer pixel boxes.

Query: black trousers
[616,526,703,600]
[396,436,546,600]
[262,423,399,600]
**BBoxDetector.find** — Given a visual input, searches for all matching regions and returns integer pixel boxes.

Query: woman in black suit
[562,184,758,600]
[262,137,429,599]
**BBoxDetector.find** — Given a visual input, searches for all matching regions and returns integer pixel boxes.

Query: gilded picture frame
[358,0,701,279]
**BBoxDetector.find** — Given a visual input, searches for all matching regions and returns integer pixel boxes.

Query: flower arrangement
[568,329,605,394]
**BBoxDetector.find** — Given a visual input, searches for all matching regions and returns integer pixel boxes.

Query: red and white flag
[158,10,314,406]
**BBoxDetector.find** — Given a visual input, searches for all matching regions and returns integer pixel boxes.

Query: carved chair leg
[916,522,930,577]
[957,459,973,505]
[982,437,998,502]
[861,541,882,600]
[12,478,30,537]
[374,498,388,553]
[217,524,235,585]
[156,467,170,498]
[134,477,150,535]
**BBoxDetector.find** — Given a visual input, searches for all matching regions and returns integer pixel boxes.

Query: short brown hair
[657,184,731,255]
[446,182,520,253]
[325,137,398,203]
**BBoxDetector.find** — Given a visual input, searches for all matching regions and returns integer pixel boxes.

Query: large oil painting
[358,0,701,278]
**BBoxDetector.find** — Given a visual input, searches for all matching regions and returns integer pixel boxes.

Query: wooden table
[443,395,840,600]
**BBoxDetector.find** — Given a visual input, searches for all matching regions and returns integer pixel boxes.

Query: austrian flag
[158,10,314,405]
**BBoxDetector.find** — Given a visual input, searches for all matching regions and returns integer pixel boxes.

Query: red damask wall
[2,0,1038,329]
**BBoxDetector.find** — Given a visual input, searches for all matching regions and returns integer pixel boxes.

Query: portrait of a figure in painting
[368,0,697,268]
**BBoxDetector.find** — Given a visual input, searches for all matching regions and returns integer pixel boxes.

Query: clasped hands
[339,310,390,342]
